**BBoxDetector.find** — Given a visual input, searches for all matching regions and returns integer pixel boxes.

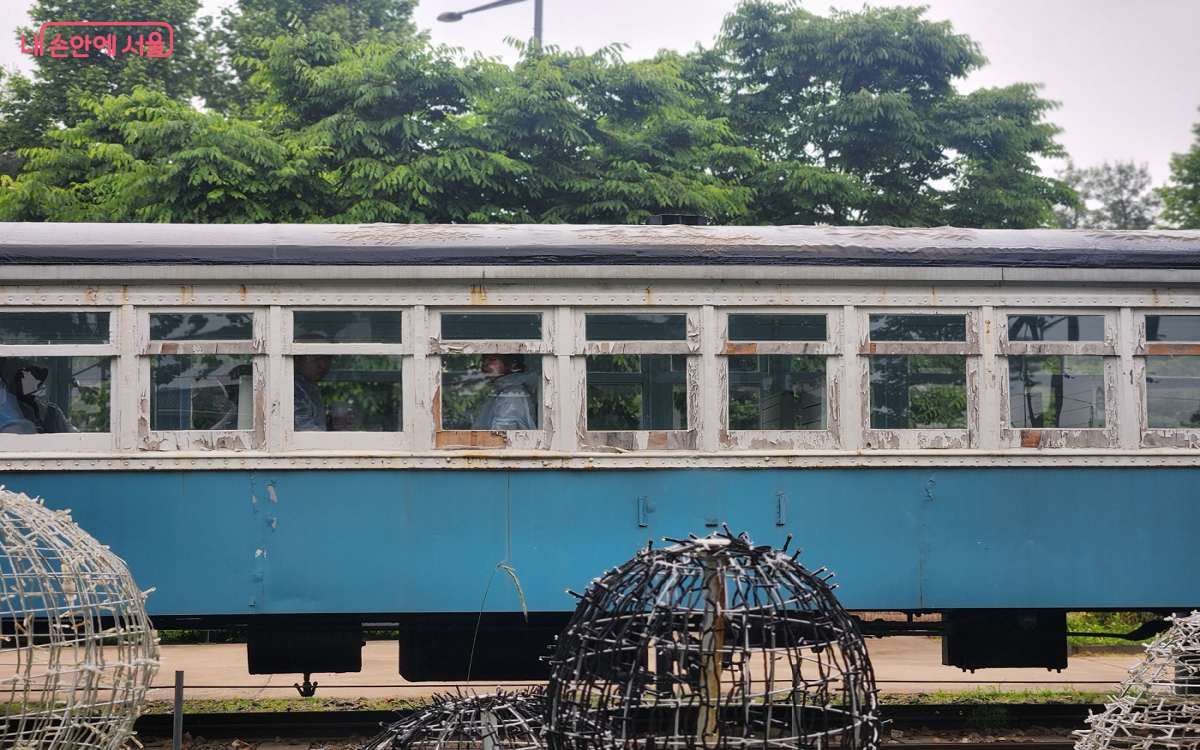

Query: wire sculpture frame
[1076,612,1200,750]
[362,689,546,750]
[545,532,880,750]
[0,488,160,750]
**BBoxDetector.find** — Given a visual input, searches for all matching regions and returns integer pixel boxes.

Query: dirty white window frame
[1135,311,1200,448]
[998,310,1119,449]
[430,308,555,450]
[137,307,267,452]
[575,309,700,451]
[859,308,980,450]
[0,307,119,452]
[717,308,841,451]
[286,308,410,452]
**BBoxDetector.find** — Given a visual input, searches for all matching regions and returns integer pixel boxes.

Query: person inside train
[471,353,538,430]
[294,352,337,431]
[0,358,77,434]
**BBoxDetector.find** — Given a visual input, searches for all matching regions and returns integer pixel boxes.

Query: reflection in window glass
[294,312,402,344]
[0,313,109,344]
[586,314,686,341]
[1146,316,1200,343]
[728,315,826,342]
[1008,355,1105,428]
[728,355,826,430]
[151,354,254,430]
[1008,315,1104,342]
[869,315,966,342]
[441,354,540,430]
[1146,356,1200,428]
[293,355,402,432]
[587,354,687,430]
[869,355,966,429]
[441,314,541,340]
[0,356,110,433]
[150,313,252,341]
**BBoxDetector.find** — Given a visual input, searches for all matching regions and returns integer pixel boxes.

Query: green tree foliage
[1055,160,1161,229]
[200,0,417,116]
[0,88,327,222]
[1,0,1072,229]
[1158,114,1200,229]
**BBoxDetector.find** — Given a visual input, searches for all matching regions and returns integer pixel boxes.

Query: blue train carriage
[2,220,1200,683]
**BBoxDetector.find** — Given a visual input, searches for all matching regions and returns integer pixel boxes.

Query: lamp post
[437,0,543,46]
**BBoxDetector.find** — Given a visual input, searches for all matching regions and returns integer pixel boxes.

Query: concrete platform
[146,638,1142,702]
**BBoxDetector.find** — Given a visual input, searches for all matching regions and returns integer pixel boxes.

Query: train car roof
[3,223,1200,268]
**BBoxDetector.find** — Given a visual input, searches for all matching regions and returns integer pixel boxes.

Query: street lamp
[437,0,543,46]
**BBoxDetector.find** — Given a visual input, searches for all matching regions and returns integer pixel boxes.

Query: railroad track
[133,704,1099,744]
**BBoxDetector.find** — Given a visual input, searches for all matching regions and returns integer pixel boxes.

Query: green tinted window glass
[586,314,686,341]
[440,353,541,430]
[1146,356,1200,427]
[293,354,402,432]
[1008,355,1105,428]
[150,354,254,430]
[294,311,402,344]
[1008,315,1104,342]
[0,313,109,344]
[869,315,966,342]
[441,314,542,340]
[0,356,110,433]
[728,315,826,342]
[586,354,686,430]
[869,354,966,429]
[728,355,826,430]
[150,313,252,341]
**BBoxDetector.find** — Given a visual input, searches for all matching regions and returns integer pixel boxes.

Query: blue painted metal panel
[6,466,1199,617]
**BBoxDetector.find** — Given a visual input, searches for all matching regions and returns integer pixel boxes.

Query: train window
[294,311,402,344]
[150,313,253,341]
[293,354,402,432]
[1008,356,1106,428]
[442,313,542,340]
[1146,315,1200,342]
[440,353,541,430]
[0,312,109,344]
[728,356,826,430]
[586,314,686,341]
[869,314,966,342]
[150,354,254,430]
[0,356,111,434]
[728,314,826,342]
[586,354,686,430]
[1008,315,1104,342]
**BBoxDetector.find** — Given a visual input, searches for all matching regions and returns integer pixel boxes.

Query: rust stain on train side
[724,343,757,355]
[470,285,487,305]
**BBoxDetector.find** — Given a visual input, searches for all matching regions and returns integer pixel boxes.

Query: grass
[1067,611,1159,646]
[141,697,423,714]
[881,685,1110,705]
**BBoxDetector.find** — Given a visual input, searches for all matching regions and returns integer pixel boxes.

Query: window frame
[998,310,1118,449]
[718,308,841,450]
[576,308,699,451]
[137,307,267,451]
[859,308,980,449]
[286,308,410,451]
[1135,312,1200,447]
[431,308,553,450]
[0,307,118,451]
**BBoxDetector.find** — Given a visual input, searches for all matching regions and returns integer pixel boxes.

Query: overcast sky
[4,0,1199,186]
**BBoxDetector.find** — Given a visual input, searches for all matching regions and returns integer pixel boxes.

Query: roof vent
[645,213,708,226]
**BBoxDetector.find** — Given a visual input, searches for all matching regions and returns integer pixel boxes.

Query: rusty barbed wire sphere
[545,532,880,750]
[363,689,547,750]
[1076,611,1200,750]
[0,488,160,750]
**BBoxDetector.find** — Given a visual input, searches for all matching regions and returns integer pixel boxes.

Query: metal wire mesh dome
[1076,612,1200,750]
[0,488,160,750]
[362,689,546,750]
[545,532,880,750]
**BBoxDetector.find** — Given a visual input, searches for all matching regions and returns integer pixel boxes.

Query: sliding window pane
[0,356,110,433]
[0,312,109,344]
[441,314,541,340]
[870,315,966,342]
[1008,315,1104,342]
[440,353,540,430]
[728,315,826,342]
[1147,315,1200,343]
[150,313,252,341]
[869,355,966,429]
[728,355,826,430]
[586,315,686,341]
[587,354,686,430]
[294,311,402,344]
[1146,355,1200,428]
[150,354,254,430]
[1008,355,1105,428]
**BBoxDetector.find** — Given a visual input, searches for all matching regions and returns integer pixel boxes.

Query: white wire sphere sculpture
[545,533,880,750]
[1076,612,1200,750]
[362,689,547,750]
[0,488,160,750]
